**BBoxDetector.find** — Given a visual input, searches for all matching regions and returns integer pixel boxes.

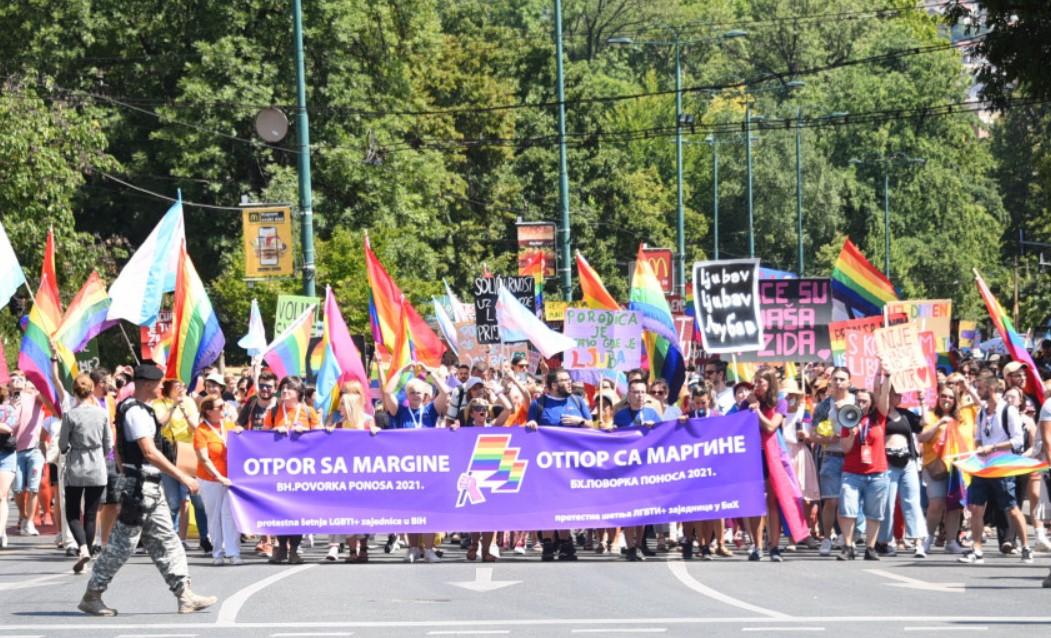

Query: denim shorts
[819,453,844,499]
[13,448,44,493]
[922,468,948,499]
[839,471,889,521]
[0,449,15,474]
[966,475,1018,510]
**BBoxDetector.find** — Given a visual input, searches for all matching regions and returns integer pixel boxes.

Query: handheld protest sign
[692,259,763,353]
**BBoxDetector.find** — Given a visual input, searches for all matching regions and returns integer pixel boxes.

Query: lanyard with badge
[407,406,425,429]
[858,417,873,466]
[281,404,303,429]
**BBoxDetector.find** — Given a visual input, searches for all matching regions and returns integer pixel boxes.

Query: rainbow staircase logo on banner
[456,435,528,507]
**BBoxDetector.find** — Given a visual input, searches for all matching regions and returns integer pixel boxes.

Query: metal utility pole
[745,103,755,258]
[708,136,720,260]
[673,34,686,298]
[554,0,572,300]
[293,0,316,297]
[795,107,804,276]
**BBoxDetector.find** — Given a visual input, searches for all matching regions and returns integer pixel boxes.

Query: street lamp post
[293,0,316,297]
[745,103,755,258]
[849,153,926,277]
[554,0,572,299]
[706,135,719,259]
[795,106,803,275]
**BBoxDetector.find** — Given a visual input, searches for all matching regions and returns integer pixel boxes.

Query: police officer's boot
[177,586,218,614]
[78,588,118,616]
[540,538,556,562]
[557,538,578,561]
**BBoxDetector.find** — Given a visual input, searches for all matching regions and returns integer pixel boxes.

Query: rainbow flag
[645,332,686,402]
[628,244,679,346]
[954,452,1049,479]
[315,286,372,417]
[54,272,116,354]
[165,243,225,385]
[576,250,620,310]
[975,270,1045,403]
[18,229,66,415]
[262,305,315,381]
[520,251,546,317]
[831,237,898,318]
[364,236,445,367]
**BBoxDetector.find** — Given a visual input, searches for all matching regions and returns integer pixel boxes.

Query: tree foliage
[0,0,1044,365]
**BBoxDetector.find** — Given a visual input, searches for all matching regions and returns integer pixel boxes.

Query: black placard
[473,276,535,344]
[737,278,833,362]
[692,259,763,353]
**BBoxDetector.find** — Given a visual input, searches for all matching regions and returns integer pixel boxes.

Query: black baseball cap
[133,364,164,381]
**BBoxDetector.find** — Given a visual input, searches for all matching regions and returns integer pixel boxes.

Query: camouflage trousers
[87,479,189,595]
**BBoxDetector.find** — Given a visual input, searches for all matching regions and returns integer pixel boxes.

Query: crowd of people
[2,340,1051,590]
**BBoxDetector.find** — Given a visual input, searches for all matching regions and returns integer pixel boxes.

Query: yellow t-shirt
[921,412,950,466]
[152,397,200,444]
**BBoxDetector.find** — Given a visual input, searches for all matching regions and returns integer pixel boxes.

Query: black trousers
[64,485,105,548]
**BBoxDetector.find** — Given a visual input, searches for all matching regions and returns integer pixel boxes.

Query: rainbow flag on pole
[364,236,444,367]
[831,237,898,318]
[628,245,679,346]
[165,243,225,385]
[262,305,315,381]
[576,251,620,310]
[18,229,66,414]
[974,269,1045,403]
[54,272,115,354]
[314,286,372,417]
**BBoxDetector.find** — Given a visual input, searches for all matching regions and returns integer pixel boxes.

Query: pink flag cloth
[324,286,373,415]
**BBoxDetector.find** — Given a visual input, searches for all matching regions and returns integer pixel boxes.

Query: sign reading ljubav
[692,259,763,353]
[227,412,765,534]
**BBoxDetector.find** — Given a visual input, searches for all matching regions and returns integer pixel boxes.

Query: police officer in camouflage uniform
[78,364,217,616]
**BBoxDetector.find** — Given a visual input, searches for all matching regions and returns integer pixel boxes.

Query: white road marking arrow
[865,568,966,593]
[448,567,521,592]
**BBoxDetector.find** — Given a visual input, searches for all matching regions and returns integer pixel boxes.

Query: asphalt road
[2,529,1050,638]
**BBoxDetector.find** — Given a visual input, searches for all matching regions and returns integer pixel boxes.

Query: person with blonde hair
[59,373,112,574]
[324,380,378,563]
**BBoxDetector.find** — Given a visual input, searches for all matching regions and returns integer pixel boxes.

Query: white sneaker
[325,545,340,562]
[1037,536,1051,552]
[404,547,420,563]
[24,522,39,536]
[0,534,7,548]
[914,543,927,558]
[229,555,243,565]
[958,551,984,564]
[212,557,224,566]
[513,545,526,555]
[489,544,501,558]
[922,536,933,555]
[424,548,441,563]
[945,540,965,554]
[819,538,832,556]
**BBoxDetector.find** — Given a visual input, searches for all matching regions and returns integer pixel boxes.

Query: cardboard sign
[874,322,931,393]
[141,309,173,365]
[474,276,535,344]
[242,206,294,278]
[691,259,763,353]
[563,309,642,371]
[545,300,569,322]
[901,330,939,408]
[738,278,833,362]
[830,315,903,391]
[273,294,322,337]
[885,299,952,353]
[958,320,978,350]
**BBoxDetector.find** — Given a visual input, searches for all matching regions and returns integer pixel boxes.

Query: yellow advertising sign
[545,300,569,322]
[242,206,294,278]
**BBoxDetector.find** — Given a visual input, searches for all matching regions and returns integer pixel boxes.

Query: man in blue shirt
[612,379,661,561]
[613,380,662,429]
[525,369,591,561]
[526,370,592,428]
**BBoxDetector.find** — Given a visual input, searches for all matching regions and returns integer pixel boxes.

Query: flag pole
[118,323,141,365]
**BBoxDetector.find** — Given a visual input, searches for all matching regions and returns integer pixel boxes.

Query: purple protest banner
[227,411,765,535]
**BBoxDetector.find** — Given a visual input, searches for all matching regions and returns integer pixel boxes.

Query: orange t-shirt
[193,421,230,481]
[262,403,320,431]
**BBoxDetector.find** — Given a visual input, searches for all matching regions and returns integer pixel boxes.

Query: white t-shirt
[715,387,735,415]
[1039,398,1051,424]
